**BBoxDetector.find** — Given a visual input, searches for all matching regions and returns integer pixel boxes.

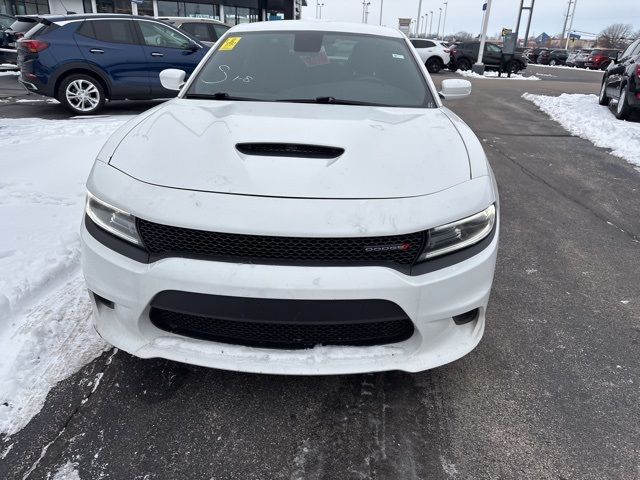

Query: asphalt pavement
[1,66,639,480]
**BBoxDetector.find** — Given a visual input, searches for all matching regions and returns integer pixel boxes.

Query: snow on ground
[51,461,82,480]
[0,71,19,76]
[0,115,130,435]
[456,70,540,81]
[531,64,603,72]
[523,93,640,168]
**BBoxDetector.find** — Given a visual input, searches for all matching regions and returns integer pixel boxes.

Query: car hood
[108,99,471,200]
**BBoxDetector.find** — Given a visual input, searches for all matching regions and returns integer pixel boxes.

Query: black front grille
[149,292,414,349]
[236,143,345,159]
[137,218,425,267]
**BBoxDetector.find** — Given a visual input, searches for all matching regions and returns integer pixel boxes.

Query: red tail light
[444,48,450,53]
[18,39,49,53]
[636,63,640,78]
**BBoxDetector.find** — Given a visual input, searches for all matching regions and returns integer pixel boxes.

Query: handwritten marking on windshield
[233,75,254,83]
[201,65,230,84]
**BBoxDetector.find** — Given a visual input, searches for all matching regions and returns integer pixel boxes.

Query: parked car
[81,21,499,375]
[0,15,39,66]
[585,49,620,70]
[599,38,640,120]
[409,38,450,73]
[568,49,591,68]
[157,17,230,46]
[538,49,568,66]
[17,14,207,115]
[527,47,547,64]
[450,41,528,73]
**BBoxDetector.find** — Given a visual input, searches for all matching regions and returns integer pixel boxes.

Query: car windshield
[186,31,434,108]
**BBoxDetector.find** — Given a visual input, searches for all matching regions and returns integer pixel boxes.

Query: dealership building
[1,0,305,23]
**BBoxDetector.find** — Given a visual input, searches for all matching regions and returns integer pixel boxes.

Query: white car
[82,21,499,375]
[409,38,451,73]
[157,17,230,47]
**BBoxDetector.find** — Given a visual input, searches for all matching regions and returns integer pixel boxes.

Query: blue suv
[17,14,208,115]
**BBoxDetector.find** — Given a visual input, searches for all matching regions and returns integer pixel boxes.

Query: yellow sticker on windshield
[219,37,241,51]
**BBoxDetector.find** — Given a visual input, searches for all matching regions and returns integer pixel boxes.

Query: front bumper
[81,218,498,375]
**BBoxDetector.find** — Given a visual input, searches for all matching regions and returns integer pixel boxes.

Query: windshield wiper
[185,92,265,101]
[277,97,388,106]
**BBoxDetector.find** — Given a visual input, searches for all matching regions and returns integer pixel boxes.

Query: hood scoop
[236,143,344,159]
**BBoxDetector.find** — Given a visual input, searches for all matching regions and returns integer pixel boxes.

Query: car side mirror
[160,69,186,91]
[188,41,200,51]
[439,79,472,100]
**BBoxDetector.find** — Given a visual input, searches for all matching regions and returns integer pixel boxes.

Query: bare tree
[598,23,634,48]
[451,31,474,42]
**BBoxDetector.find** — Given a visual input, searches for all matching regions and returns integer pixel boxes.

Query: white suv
[410,38,451,73]
[82,21,498,375]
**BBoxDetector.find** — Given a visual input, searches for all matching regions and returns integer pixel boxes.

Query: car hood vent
[236,143,344,159]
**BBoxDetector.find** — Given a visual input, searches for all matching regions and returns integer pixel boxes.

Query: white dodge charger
[81,21,499,375]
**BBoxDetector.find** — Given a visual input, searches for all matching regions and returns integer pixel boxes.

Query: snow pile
[532,64,602,72]
[0,116,130,435]
[456,70,540,81]
[52,461,82,480]
[0,70,19,76]
[523,93,640,168]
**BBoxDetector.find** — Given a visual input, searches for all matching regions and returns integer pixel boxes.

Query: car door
[483,44,502,67]
[74,19,150,98]
[409,39,430,62]
[607,40,640,97]
[134,19,206,96]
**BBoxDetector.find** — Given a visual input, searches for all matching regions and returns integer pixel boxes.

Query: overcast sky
[301,0,640,39]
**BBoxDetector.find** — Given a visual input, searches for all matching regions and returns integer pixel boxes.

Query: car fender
[50,61,112,98]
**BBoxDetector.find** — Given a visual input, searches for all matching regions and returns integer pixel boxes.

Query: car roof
[157,16,228,25]
[42,13,169,23]
[230,20,404,38]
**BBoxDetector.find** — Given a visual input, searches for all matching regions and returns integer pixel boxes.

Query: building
[0,0,305,23]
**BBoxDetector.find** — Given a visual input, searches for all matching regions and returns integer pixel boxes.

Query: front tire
[614,83,632,120]
[426,57,443,74]
[598,79,610,106]
[549,59,557,66]
[58,74,106,115]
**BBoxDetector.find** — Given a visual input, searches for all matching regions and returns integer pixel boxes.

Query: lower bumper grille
[149,291,414,349]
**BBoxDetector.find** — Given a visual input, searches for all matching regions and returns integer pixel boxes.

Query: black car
[599,38,640,120]
[540,49,568,66]
[527,47,547,64]
[0,15,39,66]
[450,41,528,73]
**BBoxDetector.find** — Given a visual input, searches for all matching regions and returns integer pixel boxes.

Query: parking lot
[1,64,639,480]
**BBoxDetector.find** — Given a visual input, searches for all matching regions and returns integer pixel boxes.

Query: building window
[82,0,93,12]
[157,1,220,19]
[5,0,49,15]
[224,6,258,25]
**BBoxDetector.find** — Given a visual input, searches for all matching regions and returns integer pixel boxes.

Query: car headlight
[418,204,496,261]
[85,192,142,245]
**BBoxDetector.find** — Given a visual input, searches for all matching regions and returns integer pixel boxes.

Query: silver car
[157,17,230,46]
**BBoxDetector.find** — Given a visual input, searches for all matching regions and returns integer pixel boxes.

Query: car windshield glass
[186,31,434,108]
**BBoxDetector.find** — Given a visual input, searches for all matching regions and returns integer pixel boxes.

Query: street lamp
[422,14,427,37]
[362,0,371,23]
[441,2,448,40]
[318,2,324,19]
[379,0,384,25]
[436,7,442,38]
[416,0,423,41]
[429,10,433,36]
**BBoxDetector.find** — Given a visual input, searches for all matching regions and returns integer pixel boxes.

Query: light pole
[473,0,493,74]
[315,0,318,19]
[429,10,433,36]
[436,7,442,38]
[362,1,370,23]
[379,0,384,25]
[416,0,423,40]
[441,2,448,41]
[422,14,427,37]
[564,0,577,50]
[318,2,324,19]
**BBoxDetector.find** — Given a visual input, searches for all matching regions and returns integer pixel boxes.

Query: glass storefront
[96,0,153,15]
[224,6,258,25]
[1,0,49,15]
[157,0,220,19]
